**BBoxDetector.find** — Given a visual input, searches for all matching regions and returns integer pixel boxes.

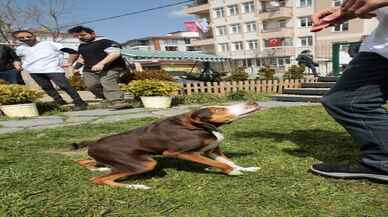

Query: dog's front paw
[227,169,244,176]
[237,166,261,172]
[127,184,151,190]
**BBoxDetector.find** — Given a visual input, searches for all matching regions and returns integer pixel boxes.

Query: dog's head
[190,102,262,128]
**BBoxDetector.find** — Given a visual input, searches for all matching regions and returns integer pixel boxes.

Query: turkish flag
[268,38,282,47]
[184,21,198,32]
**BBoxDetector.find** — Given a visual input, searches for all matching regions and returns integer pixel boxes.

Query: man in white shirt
[309,4,388,182]
[13,30,87,111]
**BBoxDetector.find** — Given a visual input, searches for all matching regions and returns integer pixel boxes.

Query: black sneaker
[73,102,88,111]
[55,99,67,105]
[310,162,388,182]
[107,100,130,110]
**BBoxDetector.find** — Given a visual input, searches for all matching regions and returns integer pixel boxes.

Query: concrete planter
[140,96,172,109]
[0,103,39,117]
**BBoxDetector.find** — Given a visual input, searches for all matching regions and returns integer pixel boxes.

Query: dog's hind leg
[90,157,157,189]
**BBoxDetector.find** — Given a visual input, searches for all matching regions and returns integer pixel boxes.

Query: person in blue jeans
[0,44,24,84]
[310,2,388,182]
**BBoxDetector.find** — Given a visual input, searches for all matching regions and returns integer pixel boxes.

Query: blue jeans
[321,52,388,172]
[0,69,23,84]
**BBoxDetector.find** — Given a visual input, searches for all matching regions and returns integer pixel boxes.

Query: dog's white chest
[212,131,224,143]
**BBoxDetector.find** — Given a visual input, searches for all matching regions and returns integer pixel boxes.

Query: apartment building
[122,31,200,52]
[122,31,201,73]
[184,0,378,73]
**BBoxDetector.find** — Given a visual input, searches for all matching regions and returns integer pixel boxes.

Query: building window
[232,41,244,51]
[184,38,191,44]
[299,16,313,27]
[333,21,349,32]
[216,26,227,36]
[263,19,287,31]
[219,43,230,52]
[165,39,178,45]
[260,56,291,68]
[245,21,257,32]
[186,46,197,51]
[242,1,255,13]
[247,40,258,50]
[213,7,224,18]
[230,24,241,34]
[299,0,312,7]
[299,36,313,46]
[261,0,286,12]
[165,46,177,51]
[332,0,343,6]
[228,5,239,16]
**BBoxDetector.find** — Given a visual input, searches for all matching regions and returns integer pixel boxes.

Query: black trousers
[321,52,388,172]
[30,73,85,105]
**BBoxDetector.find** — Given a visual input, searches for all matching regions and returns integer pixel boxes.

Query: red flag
[184,21,198,32]
[268,38,282,47]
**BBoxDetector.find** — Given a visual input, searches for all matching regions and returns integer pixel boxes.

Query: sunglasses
[16,36,33,39]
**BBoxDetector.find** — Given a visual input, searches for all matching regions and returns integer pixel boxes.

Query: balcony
[184,0,210,15]
[261,46,296,57]
[261,28,294,38]
[259,7,293,20]
[191,38,215,47]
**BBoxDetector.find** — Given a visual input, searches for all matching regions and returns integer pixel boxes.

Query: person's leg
[99,70,124,101]
[312,52,388,180]
[47,73,87,107]
[0,69,19,84]
[30,73,66,104]
[83,71,105,99]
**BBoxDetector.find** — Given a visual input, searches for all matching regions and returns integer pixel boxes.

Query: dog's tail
[70,141,93,150]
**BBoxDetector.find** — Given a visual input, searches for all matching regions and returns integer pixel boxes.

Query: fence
[179,79,316,95]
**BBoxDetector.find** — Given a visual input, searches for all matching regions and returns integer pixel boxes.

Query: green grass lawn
[1,106,387,217]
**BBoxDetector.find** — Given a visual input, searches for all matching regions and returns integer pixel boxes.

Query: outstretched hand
[342,0,388,15]
[311,6,376,32]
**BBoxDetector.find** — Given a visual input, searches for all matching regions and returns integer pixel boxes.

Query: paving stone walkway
[0,101,319,135]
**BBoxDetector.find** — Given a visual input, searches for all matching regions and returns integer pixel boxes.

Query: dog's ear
[191,108,212,122]
[189,108,218,131]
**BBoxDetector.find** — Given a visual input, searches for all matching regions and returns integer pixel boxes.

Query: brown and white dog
[75,102,262,189]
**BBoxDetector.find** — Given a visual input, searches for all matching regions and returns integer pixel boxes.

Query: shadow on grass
[232,129,360,163]
[118,152,255,181]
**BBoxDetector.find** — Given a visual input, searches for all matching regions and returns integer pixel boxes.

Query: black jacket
[0,45,20,71]
[296,54,318,66]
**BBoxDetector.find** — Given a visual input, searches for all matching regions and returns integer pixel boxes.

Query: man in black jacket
[0,44,24,84]
[67,26,127,109]
[296,50,319,77]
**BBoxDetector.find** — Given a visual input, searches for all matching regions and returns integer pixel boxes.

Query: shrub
[226,67,249,81]
[175,92,227,105]
[258,67,276,80]
[121,79,182,97]
[126,70,175,82]
[227,90,249,101]
[227,90,270,102]
[284,65,305,79]
[0,84,43,105]
[68,74,87,91]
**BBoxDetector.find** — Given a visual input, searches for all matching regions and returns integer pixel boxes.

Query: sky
[18,0,195,43]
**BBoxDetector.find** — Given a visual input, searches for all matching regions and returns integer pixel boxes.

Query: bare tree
[0,0,75,42]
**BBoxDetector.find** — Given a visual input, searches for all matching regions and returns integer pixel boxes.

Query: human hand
[311,7,357,32]
[310,7,375,32]
[342,0,388,16]
[15,66,23,72]
[91,63,105,72]
[61,63,72,68]
[14,64,23,72]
